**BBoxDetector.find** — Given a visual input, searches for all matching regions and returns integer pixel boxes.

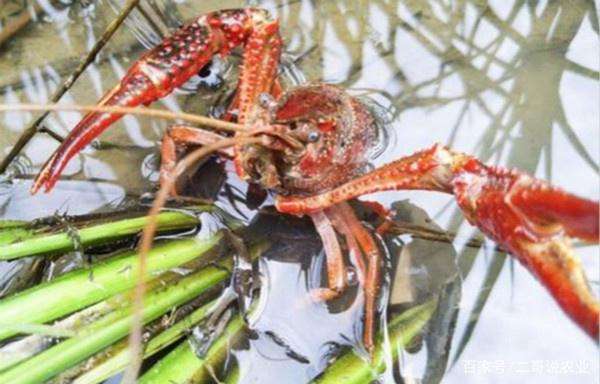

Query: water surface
[0,1,598,383]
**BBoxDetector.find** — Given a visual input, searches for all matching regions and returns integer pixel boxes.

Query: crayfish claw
[31,8,277,194]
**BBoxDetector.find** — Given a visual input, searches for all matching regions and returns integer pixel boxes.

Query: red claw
[451,156,600,338]
[276,144,600,339]
[31,8,276,194]
[31,73,159,193]
[509,185,599,243]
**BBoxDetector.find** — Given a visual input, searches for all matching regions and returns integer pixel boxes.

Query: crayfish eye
[259,93,276,109]
[307,131,320,142]
[198,61,212,77]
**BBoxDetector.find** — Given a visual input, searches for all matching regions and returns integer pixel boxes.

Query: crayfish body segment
[30,7,600,357]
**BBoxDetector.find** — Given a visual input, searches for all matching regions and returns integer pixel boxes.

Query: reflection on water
[0,0,598,383]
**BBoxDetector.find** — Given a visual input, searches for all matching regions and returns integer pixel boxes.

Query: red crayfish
[30,8,599,354]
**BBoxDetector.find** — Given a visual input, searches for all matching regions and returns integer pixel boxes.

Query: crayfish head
[267,84,378,195]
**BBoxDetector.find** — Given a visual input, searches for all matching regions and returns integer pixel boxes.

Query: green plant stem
[138,315,246,384]
[0,300,118,371]
[0,235,222,341]
[0,263,230,384]
[312,299,437,384]
[137,242,270,384]
[0,226,34,247]
[0,210,202,260]
[0,220,27,230]
[72,299,217,384]
[0,220,31,246]
[0,274,191,372]
[224,365,240,384]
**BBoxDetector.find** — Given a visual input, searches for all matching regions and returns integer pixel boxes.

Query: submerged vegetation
[0,207,438,382]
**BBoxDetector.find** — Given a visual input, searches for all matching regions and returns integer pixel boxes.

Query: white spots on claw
[195,15,208,28]
[432,144,454,167]
[106,57,154,148]
[138,62,169,89]
[250,8,271,25]
[452,172,482,208]
[161,45,174,56]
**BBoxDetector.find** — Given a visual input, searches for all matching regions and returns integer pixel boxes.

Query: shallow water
[0,0,598,383]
